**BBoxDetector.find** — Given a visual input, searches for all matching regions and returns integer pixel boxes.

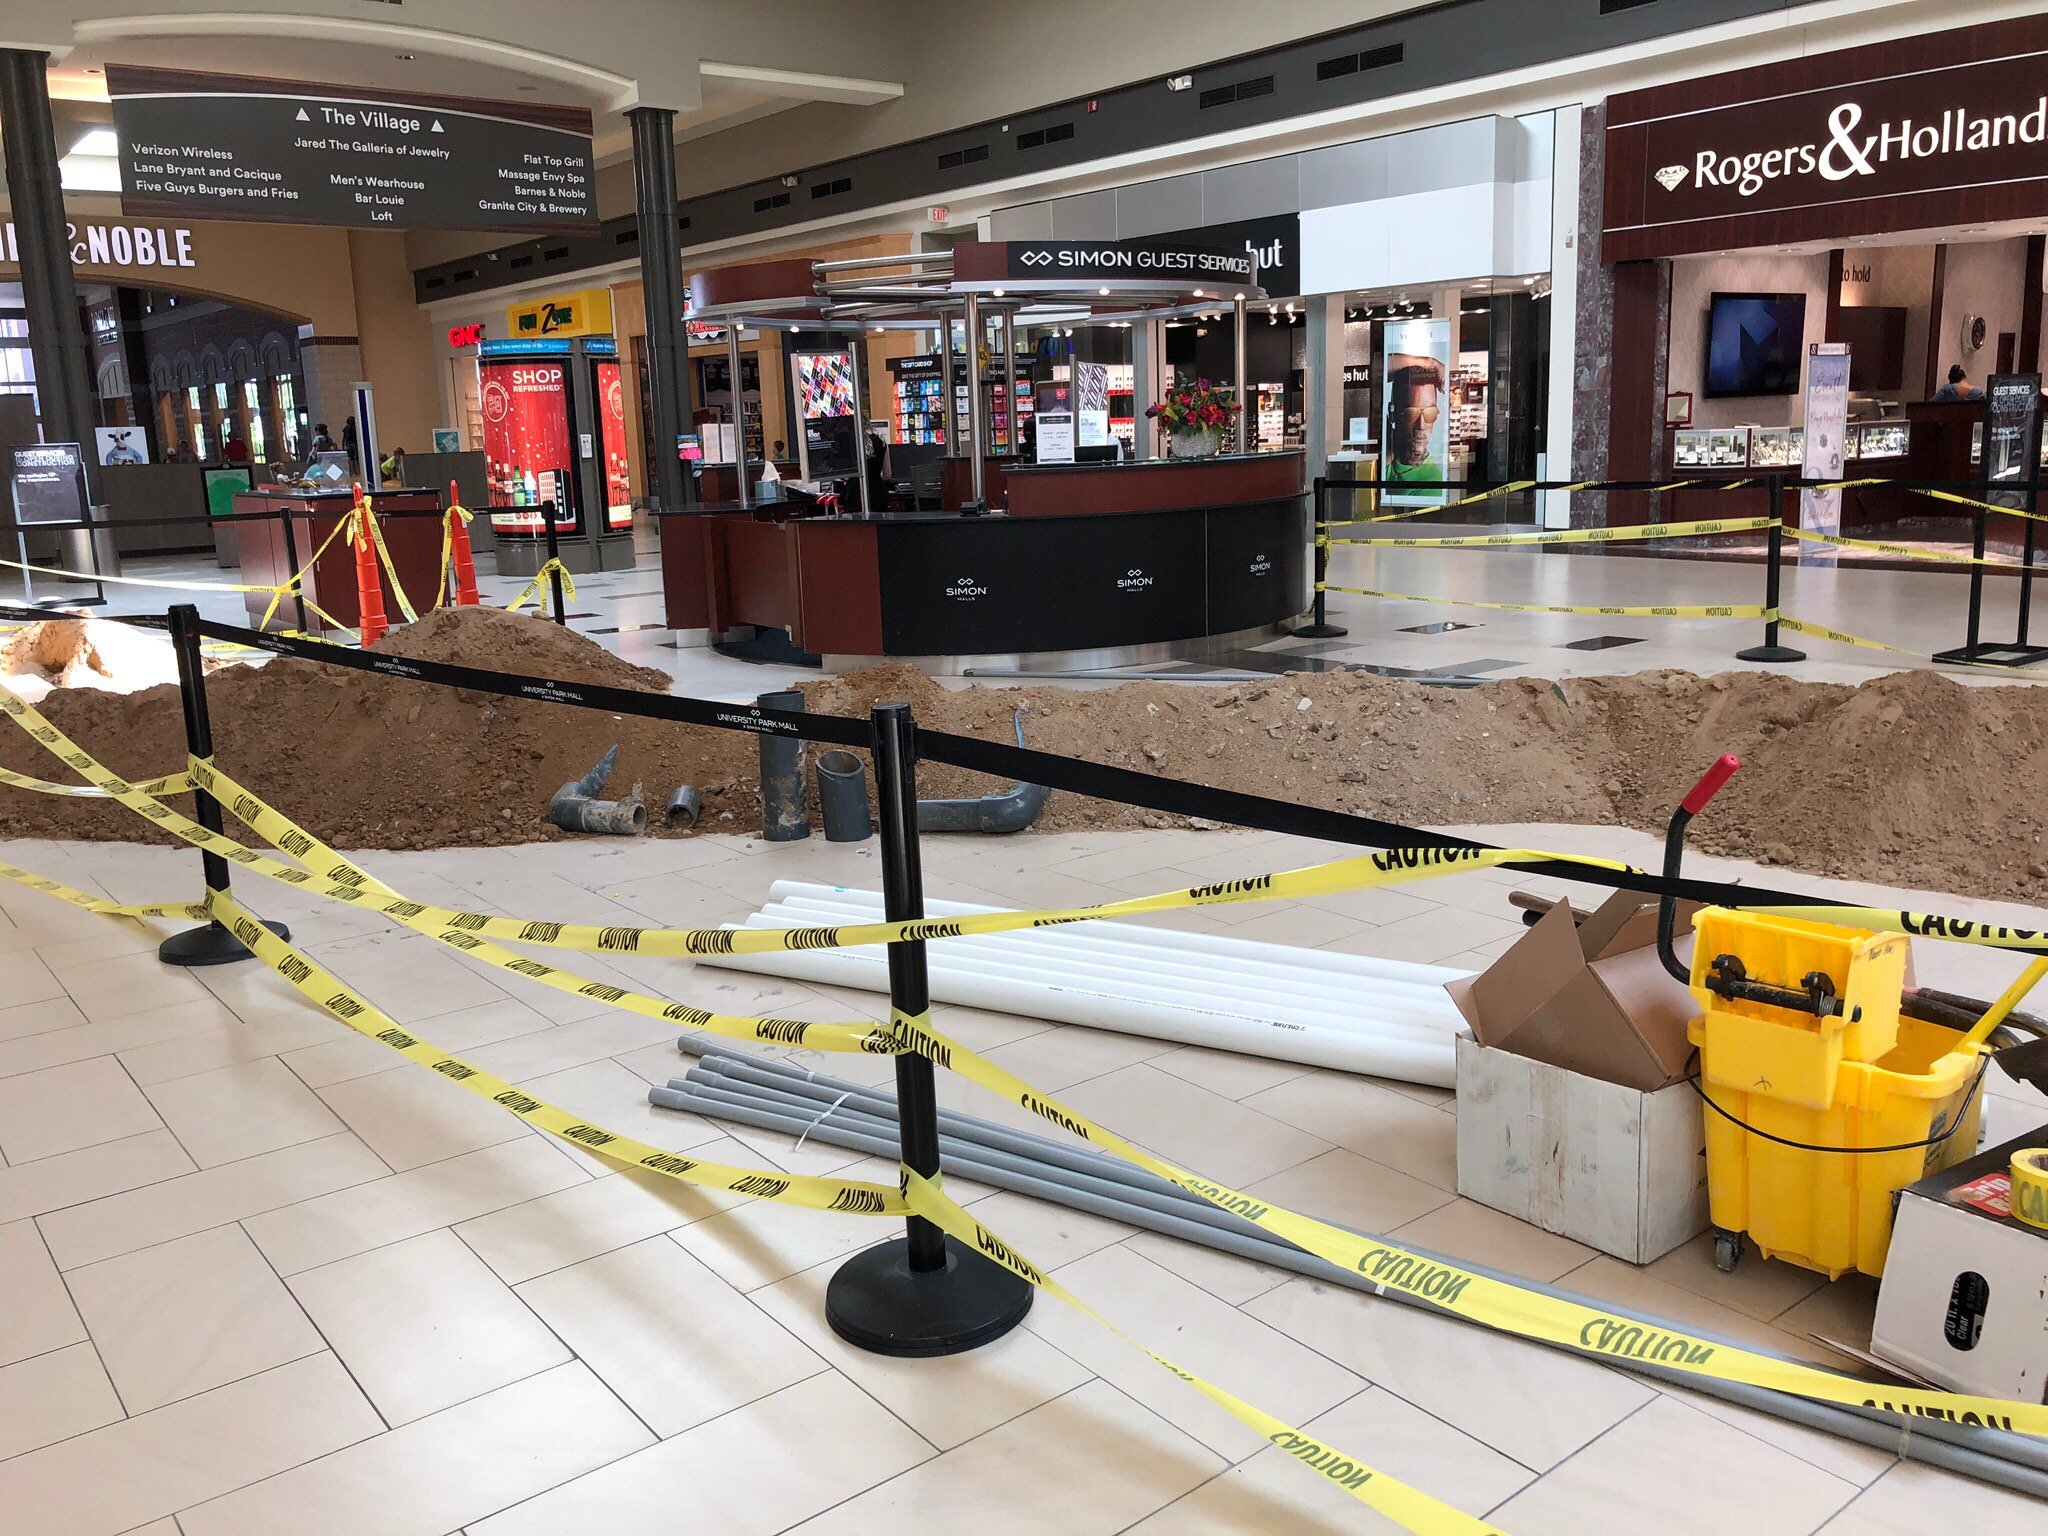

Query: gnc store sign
[1602,15,2048,260]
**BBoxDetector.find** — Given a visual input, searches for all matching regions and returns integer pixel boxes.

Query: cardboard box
[1870,1127,2048,1404]
[1446,891,1702,1094]
[1454,1032,1709,1263]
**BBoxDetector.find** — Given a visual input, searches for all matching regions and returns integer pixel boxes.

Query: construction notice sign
[106,66,595,233]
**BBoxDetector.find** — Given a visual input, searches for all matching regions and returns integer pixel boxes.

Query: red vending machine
[476,336,637,578]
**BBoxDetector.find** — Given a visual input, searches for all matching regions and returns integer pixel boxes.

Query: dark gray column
[628,106,693,512]
[0,50,100,504]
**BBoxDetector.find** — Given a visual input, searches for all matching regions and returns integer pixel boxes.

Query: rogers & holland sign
[1602,21,2048,259]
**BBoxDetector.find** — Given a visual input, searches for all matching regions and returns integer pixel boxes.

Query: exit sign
[448,323,485,348]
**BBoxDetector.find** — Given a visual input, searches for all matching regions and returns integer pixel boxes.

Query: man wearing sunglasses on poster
[1383,353,1448,485]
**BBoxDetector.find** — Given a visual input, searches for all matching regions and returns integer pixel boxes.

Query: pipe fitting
[546,744,647,836]
[756,689,811,841]
[916,709,1047,834]
[814,750,871,842]
[664,784,702,830]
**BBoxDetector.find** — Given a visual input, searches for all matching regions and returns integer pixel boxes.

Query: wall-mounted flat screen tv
[1703,292,1807,398]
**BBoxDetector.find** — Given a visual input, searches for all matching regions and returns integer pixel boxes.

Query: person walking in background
[341,416,358,469]
[220,426,251,466]
[309,422,336,454]
[1932,364,1982,402]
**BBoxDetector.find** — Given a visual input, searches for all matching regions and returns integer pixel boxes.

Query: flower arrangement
[1146,378,1238,436]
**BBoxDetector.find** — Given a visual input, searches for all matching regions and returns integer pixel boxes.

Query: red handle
[1681,754,1741,815]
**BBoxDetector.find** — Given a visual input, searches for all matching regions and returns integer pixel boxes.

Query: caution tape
[434,503,473,612]
[355,499,419,624]
[207,888,908,1214]
[1781,526,2028,568]
[257,513,357,636]
[0,763,192,798]
[1320,479,1537,526]
[883,1007,2048,1440]
[1773,616,2048,678]
[509,558,575,614]
[901,1170,1502,1533]
[2012,1149,2048,1231]
[1317,583,1770,621]
[1324,515,1774,550]
[1811,479,2048,525]
[0,860,207,921]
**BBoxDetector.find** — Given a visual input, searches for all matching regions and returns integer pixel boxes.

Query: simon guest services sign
[1602,17,2048,260]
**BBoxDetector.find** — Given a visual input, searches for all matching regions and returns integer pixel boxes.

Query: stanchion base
[158,918,289,968]
[1931,642,2048,668]
[826,1233,1034,1357]
[1735,644,1807,663]
[1291,623,1349,639]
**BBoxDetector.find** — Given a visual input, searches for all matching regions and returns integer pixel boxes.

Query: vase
[1168,428,1221,459]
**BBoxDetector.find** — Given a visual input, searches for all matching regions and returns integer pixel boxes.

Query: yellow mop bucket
[1686,909,1986,1280]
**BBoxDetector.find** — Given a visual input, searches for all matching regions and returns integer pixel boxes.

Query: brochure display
[1799,344,1852,563]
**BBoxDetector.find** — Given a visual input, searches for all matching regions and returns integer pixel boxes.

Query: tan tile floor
[0,818,2044,1534]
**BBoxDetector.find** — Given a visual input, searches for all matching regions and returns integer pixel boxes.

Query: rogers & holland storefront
[1583,13,2048,535]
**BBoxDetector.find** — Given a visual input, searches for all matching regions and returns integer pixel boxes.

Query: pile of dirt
[0,617,180,704]
[3,604,2046,903]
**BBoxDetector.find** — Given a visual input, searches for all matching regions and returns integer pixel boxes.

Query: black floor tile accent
[1559,634,1645,651]
[1399,621,1480,634]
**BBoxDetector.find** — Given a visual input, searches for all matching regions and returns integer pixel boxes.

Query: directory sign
[107,66,595,232]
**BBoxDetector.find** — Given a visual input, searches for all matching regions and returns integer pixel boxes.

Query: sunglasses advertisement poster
[480,357,578,536]
[791,350,861,482]
[1381,317,1452,506]
[594,358,633,531]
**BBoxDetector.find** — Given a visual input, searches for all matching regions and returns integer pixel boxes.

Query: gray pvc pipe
[545,744,647,835]
[657,1083,2048,1500]
[813,750,872,843]
[756,689,810,842]
[914,709,1048,834]
[674,1044,2048,1482]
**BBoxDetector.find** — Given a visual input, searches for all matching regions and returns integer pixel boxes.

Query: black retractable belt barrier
[156,603,288,966]
[825,702,1034,1356]
[1933,475,2048,668]
[1737,473,1804,663]
[544,484,567,627]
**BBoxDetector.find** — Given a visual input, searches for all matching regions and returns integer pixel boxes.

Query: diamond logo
[1019,249,1054,267]
[1654,164,1689,192]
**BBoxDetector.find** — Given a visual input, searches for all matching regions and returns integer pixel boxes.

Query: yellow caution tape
[1320,479,1537,527]
[352,499,419,625]
[1808,480,2048,526]
[0,763,192,798]
[434,502,473,612]
[0,860,208,921]
[1773,616,2045,677]
[902,1170,1504,1534]
[508,558,576,614]
[207,889,908,1214]
[257,512,356,635]
[1781,526,2027,568]
[1325,515,1774,550]
[2011,1149,2048,1232]
[1317,583,1770,621]
[883,1007,2048,1439]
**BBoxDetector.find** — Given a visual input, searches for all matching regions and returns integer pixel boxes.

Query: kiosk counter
[661,451,1306,661]
[233,485,444,632]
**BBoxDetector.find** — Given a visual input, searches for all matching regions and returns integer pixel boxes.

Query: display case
[1855,421,1910,462]
[890,356,947,446]
[1672,427,1750,469]
[1748,426,1804,469]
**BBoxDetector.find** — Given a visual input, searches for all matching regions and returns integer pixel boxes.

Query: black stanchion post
[2018,484,2040,649]
[1736,473,1804,664]
[826,702,1033,1357]
[1293,474,1347,639]
[278,509,308,634]
[545,476,567,626]
[157,603,288,967]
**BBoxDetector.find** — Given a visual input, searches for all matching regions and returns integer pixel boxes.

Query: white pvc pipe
[705,927,1457,1084]
[756,891,1463,1013]
[750,897,1460,1032]
[768,880,1469,987]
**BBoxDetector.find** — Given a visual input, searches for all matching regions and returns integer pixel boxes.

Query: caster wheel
[1712,1231,1743,1273]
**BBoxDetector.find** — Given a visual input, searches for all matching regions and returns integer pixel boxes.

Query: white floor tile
[142,1058,346,1169]
[0,1341,124,1459]
[288,1229,570,1426]
[0,1056,162,1164]
[0,1216,85,1366]
[515,1234,822,1436]
[66,1224,324,1412]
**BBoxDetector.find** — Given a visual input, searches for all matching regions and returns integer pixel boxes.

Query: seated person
[1931,364,1981,402]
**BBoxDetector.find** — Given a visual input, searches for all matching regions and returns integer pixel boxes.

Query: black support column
[627,106,693,512]
[0,50,100,507]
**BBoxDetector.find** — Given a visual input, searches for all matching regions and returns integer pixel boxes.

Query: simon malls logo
[1657,97,2048,197]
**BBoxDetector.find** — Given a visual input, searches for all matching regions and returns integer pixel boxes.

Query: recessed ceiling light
[1098,287,1109,296]
[396,53,415,60]
[69,128,117,157]
[84,67,101,75]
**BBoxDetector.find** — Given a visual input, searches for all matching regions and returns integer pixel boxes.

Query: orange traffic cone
[351,487,388,647]
[447,481,480,607]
